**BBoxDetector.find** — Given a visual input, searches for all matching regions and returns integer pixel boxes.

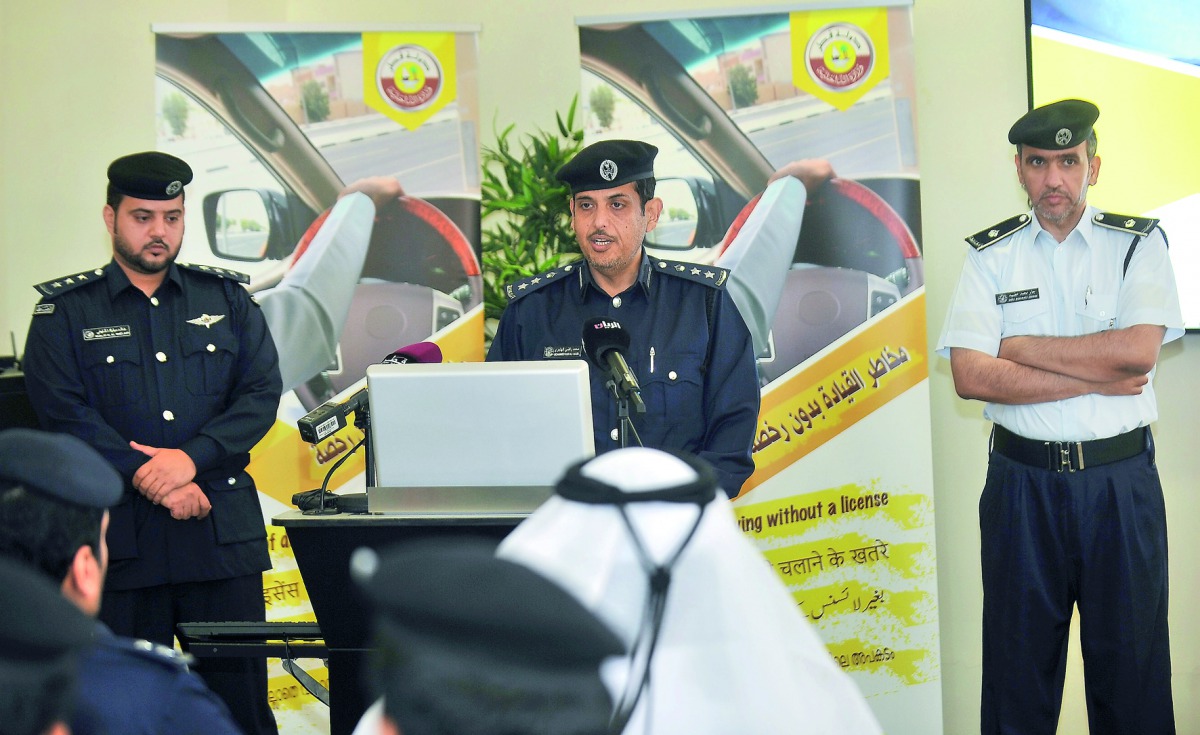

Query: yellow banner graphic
[268,666,329,711]
[745,292,927,493]
[791,7,890,111]
[736,476,941,692]
[363,32,458,130]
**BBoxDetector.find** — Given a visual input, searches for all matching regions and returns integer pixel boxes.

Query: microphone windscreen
[582,318,630,366]
[382,341,444,365]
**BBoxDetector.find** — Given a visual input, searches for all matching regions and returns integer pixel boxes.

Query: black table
[271,508,524,735]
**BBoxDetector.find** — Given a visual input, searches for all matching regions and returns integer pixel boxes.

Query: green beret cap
[1008,99,1099,150]
[556,139,657,195]
[107,151,193,200]
[0,429,122,508]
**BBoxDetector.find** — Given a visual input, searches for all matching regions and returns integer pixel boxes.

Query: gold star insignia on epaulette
[518,282,529,290]
[531,277,541,284]
[186,314,226,329]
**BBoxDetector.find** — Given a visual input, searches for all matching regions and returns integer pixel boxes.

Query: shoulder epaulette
[651,257,729,288]
[504,262,582,301]
[177,262,250,284]
[966,213,1032,251]
[125,637,195,669]
[33,267,109,298]
[1092,211,1159,236]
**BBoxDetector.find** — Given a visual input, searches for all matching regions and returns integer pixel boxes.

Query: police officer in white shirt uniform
[937,98,1183,734]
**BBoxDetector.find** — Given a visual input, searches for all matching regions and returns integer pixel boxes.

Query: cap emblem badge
[1055,128,1072,146]
[166,180,182,196]
[599,159,618,181]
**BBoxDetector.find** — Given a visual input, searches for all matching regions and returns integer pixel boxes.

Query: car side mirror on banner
[203,188,288,262]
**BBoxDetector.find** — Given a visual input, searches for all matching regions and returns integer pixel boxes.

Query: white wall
[2,0,1196,731]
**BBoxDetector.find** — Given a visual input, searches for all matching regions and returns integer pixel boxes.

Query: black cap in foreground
[556,139,657,195]
[107,151,193,200]
[0,429,122,508]
[1008,99,1099,150]
[354,537,623,735]
[0,556,94,735]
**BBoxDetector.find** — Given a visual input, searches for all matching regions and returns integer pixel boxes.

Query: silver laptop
[364,360,595,515]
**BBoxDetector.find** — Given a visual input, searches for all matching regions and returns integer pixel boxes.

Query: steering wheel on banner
[292,195,482,410]
[721,178,922,384]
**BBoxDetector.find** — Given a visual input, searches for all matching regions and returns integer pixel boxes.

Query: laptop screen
[365,360,595,489]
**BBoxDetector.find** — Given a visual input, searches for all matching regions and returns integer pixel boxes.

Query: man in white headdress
[497,447,881,734]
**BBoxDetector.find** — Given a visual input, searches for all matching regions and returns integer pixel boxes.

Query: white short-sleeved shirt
[937,205,1183,441]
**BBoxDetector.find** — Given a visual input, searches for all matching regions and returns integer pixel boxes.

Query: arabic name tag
[543,345,582,359]
[995,288,1039,305]
[82,325,132,341]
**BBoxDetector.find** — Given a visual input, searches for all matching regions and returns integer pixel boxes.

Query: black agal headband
[554,450,717,734]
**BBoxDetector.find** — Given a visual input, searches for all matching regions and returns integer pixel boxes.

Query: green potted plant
[481,98,584,344]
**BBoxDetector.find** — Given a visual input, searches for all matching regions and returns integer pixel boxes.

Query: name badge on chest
[995,288,1039,305]
[543,345,582,359]
[82,325,132,341]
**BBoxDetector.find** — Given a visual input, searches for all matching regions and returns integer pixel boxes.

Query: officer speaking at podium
[21,151,281,735]
[487,140,759,497]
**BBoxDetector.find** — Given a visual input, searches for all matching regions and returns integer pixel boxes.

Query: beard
[112,225,178,275]
[1032,186,1087,225]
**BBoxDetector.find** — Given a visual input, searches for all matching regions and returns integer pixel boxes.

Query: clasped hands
[130,442,209,520]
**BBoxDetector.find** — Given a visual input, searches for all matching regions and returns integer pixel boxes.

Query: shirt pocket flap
[203,473,265,545]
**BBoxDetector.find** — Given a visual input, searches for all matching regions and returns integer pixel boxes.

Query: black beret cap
[1008,99,1099,150]
[0,555,93,667]
[556,139,657,195]
[353,537,622,735]
[107,151,193,200]
[0,429,121,508]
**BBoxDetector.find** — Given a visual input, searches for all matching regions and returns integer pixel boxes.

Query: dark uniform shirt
[73,622,243,735]
[22,260,281,590]
[487,253,759,496]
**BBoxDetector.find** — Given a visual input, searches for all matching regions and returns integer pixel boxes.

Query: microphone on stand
[293,341,443,515]
[582,318,646,414]
[296,342,444,443]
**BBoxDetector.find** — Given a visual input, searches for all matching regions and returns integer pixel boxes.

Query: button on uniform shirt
[488,254,760,496]
[937,205,1183,441]
[22,259,282,589]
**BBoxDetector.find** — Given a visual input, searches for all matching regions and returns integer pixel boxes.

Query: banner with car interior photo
[577,4,940,732]
[153,25,483,732]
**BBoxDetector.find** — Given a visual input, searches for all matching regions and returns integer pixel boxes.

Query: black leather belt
[992,424,1147,473]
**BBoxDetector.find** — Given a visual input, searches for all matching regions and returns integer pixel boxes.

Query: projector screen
[1027,0,1200,329]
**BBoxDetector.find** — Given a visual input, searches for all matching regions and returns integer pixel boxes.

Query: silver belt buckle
[1049,441,1084,473]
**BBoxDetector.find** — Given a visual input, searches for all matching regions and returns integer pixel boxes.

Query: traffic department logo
[376,44,443,112]
[805,22,875,92]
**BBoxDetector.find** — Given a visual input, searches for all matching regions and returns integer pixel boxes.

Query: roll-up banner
[577,4,941,731]
[154,24,482,730]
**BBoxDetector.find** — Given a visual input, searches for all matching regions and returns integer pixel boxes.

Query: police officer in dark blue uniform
[0,428,243,735]
[20,152,281,734]
[0,554,94,735]
[487,140,759,497]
